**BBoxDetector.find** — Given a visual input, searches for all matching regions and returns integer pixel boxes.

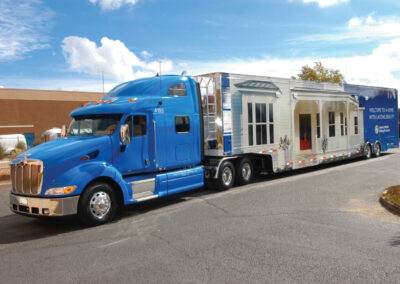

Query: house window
[247,102,274,146]
[269,104,274,144]
[255,103,267,145]
[340,112,345,136]
[345,117,348,136]
[133,115,146,137]
[354,116,358,135]
[168,83,186,97]
[329,112,335,137]
[248,103,253,146]
[316,113,321,138]
[175,116,190,133]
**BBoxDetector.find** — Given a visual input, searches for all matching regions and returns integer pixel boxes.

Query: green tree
[292,61,344,84]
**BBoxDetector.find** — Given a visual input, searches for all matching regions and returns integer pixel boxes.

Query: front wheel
[78,182,119,226]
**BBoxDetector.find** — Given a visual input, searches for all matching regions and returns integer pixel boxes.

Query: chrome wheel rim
[376,145,381,156]
[241,162,252,181]
[89,191,111,219]
[222,167,233,186]
[366,146,371,158]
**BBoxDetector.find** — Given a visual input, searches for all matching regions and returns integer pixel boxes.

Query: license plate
[18,197,28,206]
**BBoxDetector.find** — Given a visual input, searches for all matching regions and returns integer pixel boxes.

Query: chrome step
[133,191,158,202]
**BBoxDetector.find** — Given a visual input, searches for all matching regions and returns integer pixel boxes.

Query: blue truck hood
[16,136,111,165]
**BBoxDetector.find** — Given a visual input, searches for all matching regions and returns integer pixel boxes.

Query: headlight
[45,185,77,196]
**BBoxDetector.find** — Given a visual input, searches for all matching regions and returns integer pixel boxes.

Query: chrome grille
[11,160,43,195]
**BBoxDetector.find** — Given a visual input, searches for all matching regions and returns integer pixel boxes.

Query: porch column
[319,100,323,154]
[291,99,296,155]
[346,101,350,150]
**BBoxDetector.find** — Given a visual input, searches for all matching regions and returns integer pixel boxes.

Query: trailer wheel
[364,144,372,159]
[235,158,253,185]
[374,143,381,157]
[215,161,235,191]
[78,182,118,226]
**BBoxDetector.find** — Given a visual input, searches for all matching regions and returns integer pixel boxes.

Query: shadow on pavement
[0,214,84,245]
[0,154,391,245]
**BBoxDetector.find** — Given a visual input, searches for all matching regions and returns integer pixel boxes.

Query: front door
[299,114,312,151]
[118,114,150,175]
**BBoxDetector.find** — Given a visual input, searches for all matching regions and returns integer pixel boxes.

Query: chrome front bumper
[10,194,80,217]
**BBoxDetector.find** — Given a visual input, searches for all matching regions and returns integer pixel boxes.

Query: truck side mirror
[120,124,131,145]
[61,125,67,137]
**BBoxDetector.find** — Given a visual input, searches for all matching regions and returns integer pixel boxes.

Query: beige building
[0,88,103,143]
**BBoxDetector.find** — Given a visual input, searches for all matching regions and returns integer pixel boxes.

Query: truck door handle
[153,120,157,163]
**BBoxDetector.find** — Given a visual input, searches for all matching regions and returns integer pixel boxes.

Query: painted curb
[379,196,400,216]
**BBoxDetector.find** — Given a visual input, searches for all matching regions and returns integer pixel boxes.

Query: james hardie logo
[375,125,379,134]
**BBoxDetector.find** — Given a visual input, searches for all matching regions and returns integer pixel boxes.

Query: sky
[0,0,400,95]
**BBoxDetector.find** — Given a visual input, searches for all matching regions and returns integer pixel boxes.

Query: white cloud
[0,0,53,61]
[297,0,349,7]
[89,0,138,10]
[301,15,400,42]
[140,50,152,59]
[0,85,4,88]
[61,36,173,82]
[183,38,400,93]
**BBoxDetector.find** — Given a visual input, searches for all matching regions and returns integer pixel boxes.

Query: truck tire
[215,161,235,191]
[374,143,381,157]
[235,158,253,185]
[78,182,118,226]
[364,144,372,159]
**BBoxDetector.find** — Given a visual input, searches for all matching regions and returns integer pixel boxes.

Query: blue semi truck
[9,73,399,225]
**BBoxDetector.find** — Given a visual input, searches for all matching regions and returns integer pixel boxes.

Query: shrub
[10,149,24,160]
[0,144,5,160]
[15,141,27,151]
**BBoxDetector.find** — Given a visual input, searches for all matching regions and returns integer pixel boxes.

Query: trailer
[9,73,398,225]
[197,73,367,188]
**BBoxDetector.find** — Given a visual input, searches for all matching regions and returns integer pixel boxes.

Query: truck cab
[10,75,204,225]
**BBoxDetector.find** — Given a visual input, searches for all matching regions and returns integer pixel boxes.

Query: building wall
[0,88,103,141]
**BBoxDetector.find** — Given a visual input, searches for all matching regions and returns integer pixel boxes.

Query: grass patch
[382,186,400,206]
[0,168,10,182]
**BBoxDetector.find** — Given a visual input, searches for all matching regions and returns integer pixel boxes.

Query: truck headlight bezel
[44,185,77,196]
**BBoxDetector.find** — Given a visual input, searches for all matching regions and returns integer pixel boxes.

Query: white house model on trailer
[196,73,365,175]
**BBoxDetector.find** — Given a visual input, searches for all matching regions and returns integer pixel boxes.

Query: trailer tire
[78,182,118,226]
[235,158,253,185]
[374,143,381,157]
[364,144,372,159]
[215,161,235,191]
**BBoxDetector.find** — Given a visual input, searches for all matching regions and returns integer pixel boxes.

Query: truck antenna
[159,61,162,91]
[102,71,105,95]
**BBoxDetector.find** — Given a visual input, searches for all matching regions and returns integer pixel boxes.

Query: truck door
[118,114,150,175]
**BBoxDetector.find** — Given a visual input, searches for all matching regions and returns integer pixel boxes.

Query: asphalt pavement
[1,150,400,283]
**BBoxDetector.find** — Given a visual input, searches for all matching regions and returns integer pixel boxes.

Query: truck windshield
[67,114,122,136]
